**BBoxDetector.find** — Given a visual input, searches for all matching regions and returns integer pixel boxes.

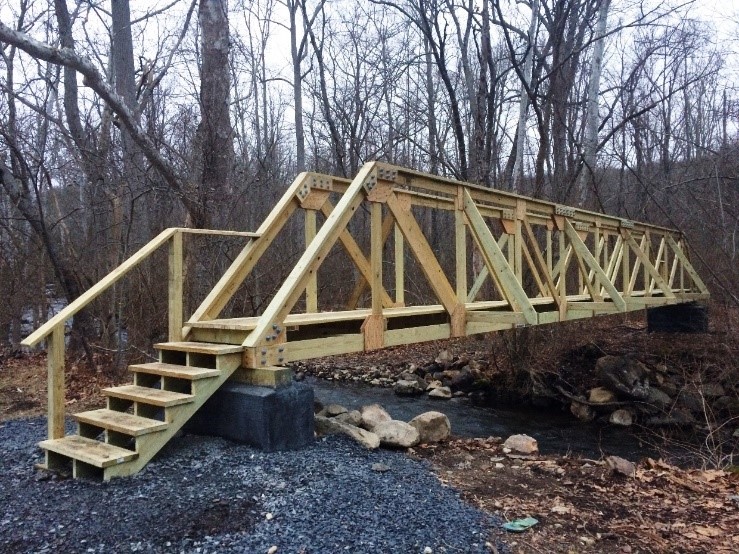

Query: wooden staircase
[39,342,242,480]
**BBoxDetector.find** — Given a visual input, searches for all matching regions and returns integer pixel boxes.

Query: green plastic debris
[502,517,539,532]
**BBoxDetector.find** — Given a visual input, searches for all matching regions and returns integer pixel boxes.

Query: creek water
[310,377,658,460]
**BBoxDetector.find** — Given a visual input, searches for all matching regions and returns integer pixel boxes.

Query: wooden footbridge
[22,162,709,479]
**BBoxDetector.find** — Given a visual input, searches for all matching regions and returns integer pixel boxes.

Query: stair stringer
[102,351,241,480]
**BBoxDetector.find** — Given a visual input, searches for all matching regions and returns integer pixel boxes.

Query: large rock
[318,403,348,417]
[596,355,650,400]
[360,404,392,431]
[450,367,475,391]
[428,386,452,399]
[394,379,425,396]
[646,387,672,409]
[570,401,595,422]
[502,434,538,455]
[606,455,635,476]
[334,409,362,427]
[314,415,380,449]
[409,411,451,443]
[588,387,616,404]
[609,409,633,426]
[374,420,420,448]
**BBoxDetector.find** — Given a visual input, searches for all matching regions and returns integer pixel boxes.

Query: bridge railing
[21,227,258,442]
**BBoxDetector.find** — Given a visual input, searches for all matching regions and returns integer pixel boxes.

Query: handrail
[22,228,178,348]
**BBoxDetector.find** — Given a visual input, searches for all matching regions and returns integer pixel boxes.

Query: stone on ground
[360,404,392,431]
[588,387,616,404]
[409,412,451,443]
[334,410,362,427]
[609,409,633,426]
[596,355,650,400]
[570,401,595,422]
[318,404,348,417]
[428,386,452,399]
[394,379,425,396]
[373,420,420,448]
[502,434,538,455]
[605,455,635,476]
[314,415,380,449]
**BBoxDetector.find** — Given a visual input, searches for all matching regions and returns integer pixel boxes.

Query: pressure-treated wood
[28,161,709,480]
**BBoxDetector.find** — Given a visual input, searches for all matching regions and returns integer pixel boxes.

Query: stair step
[103,385,194,407]
[130,362,220,380]
[39,436,137,468]
[74,409,168,436]
[154,341,243,355]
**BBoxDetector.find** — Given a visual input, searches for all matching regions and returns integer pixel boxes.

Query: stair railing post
[47,325,65,440]
[168,229,184,342]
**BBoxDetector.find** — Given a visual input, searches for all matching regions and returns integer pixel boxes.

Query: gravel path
[0,418,507,553]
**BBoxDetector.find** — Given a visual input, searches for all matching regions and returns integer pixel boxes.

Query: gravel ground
[0,418,507,553]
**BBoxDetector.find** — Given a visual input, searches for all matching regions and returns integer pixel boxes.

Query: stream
[309,377,658,460]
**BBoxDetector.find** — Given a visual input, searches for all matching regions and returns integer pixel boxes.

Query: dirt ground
[412,437,738,553]
[1,303,738,553]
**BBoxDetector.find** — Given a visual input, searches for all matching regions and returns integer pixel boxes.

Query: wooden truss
[180,161,709,368]
[22,162,708,478]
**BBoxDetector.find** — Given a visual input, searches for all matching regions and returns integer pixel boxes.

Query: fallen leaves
[413,438,739,553]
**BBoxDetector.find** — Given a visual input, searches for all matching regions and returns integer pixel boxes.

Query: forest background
[0,0,737,369]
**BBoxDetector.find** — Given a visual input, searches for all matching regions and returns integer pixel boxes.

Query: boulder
[502,434,538,455]
[596,355,650,400]
[394,379,425,396]
[450,367,475,391]
[609,409,633,426]
[360,404,392,431]
[318,403,348,417]
[570,401,595,422]
[428,386,452,399]
[426,380,444,390]
[646,388,672,409]
[334,409,362,427]
[374,420,420,448]
[314,415,380,449]
[588,387,616,404]
[605,455,635,477]
[409,411,451,443]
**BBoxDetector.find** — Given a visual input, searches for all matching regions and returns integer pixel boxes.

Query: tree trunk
[577,0,610,205]
[197,0,234,228]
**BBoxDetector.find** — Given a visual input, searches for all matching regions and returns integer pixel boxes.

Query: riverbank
[296,303,739,468]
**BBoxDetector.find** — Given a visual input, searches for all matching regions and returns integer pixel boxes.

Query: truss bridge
[22,162,709,479]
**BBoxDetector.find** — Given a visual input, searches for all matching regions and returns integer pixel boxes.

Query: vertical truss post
[394,224,404,305]
[304,209,318,312]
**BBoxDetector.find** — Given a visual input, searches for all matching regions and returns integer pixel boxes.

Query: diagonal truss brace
[564,220,627,311]
[462,191,538,325]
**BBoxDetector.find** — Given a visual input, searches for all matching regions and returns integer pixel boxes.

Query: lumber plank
[168,230,183,341]
[73,409,168,436]
[154,341,243,355]
[621,230,676,298]
[129,362,220,380]
[565,220,627,311]
[665,236,709,294]
[47,326,65,440]
[39,436,137,468]
[103,385,193,407]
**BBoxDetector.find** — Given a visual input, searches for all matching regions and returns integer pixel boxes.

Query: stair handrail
[22,227,178,348]
[21,226,258,443]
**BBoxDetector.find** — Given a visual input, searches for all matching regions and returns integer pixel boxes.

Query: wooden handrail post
[47,325,65,440]
[168,230,183,341]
